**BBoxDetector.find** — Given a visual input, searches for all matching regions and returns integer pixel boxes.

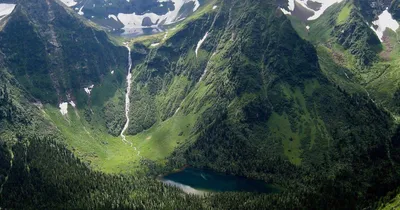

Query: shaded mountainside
[0,137,209,209]
[0,0,127,104]
[284,0,400,207]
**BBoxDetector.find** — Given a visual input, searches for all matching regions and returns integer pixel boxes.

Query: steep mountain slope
[122,0,399,208]
[285,0,400,116]
[0,26,208,209]
[0,0,127,104]
[281,0,400,207]
[0,71,208,210]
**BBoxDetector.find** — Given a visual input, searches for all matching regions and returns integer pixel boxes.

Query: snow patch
[306,25,310,30]
[59,102,68,115]
[0,4,15,20]
[282,0,343,20]
[371,8,399,42]
[193,0,200,12]
[151,43,160,47]
[306,0,344,20]
[111,70,114,74]
[59,0,77,7]
[78,6,84,15]
[69,101,76,108]
[108,14,118,22]
[213,5,218,10]
[195,32,209,57]
[84,84,94,95]
[280,8,291,15]
[288,0,295,11]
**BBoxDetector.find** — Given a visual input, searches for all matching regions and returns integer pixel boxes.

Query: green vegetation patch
[337,3,352,24]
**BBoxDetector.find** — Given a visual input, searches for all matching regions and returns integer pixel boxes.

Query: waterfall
[120,44,134,148]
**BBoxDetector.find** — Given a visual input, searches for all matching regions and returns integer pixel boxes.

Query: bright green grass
[44,103,200,174]
[379,194,400,210]
[267,82,330,165]
[337,3,352,24]
[43,105,139,173]
[128,112,199,163]
[268,112,303,165]
[287,16,309,40]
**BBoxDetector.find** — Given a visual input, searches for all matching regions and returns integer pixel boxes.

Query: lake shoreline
[159,167,281,195]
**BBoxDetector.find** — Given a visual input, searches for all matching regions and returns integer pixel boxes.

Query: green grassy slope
[0,55,207,210]
[107,0,399,208]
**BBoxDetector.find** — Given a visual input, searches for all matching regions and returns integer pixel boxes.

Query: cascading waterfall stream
[120,44,139,155]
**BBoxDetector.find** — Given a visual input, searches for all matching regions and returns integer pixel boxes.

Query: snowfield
[59,0,77,7]
[0,4,16,20]
[59,102,69,115]
[281,0,343,20]
[195,32,209,57]
[370,8,399,42]
[118,0,201,30]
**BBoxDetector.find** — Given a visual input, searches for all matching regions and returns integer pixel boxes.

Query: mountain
[57,0,205,36]
[1,0,400,209]
[0,0,127,104]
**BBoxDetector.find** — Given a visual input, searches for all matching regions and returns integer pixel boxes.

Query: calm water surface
[162,168,280,194]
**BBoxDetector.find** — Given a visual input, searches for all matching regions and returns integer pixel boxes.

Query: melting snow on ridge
[195,32,209,57]
[59,0,77,7]
[370,8,399,42]
[118,0,200,30]
[151,43,160,47]
[213,5,218,10]
[0,4,16,20]
[281,0,343,20]
[59,102,69,115]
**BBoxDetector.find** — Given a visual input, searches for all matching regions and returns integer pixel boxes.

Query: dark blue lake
[162,168,280,194]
